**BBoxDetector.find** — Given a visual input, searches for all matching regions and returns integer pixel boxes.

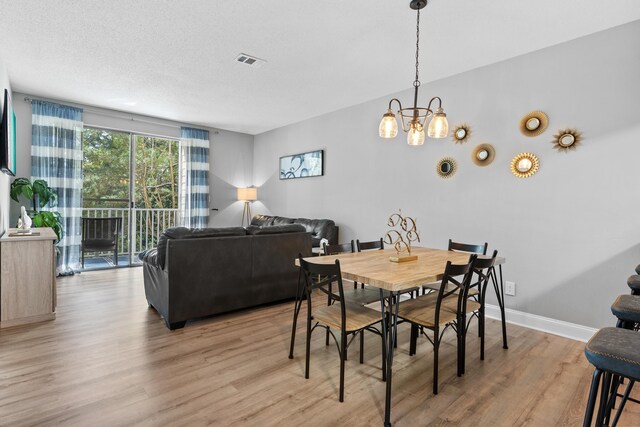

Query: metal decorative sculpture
[385,210,420,262]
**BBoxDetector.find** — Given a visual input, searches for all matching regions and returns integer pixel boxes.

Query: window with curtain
[179,127,210,228]
[31,100,83,275]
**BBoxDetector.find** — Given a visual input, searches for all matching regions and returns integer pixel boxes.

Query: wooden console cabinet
[0,227,57,328]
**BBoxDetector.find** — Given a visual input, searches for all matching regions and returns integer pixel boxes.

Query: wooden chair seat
[396,293,460,327]
[313,303,381,332]
[343,287,391,305]
[422,281,480,297]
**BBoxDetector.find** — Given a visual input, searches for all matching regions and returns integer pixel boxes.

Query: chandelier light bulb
[407,122,425,145]
[379,109,398,138]
[427,108,449,139]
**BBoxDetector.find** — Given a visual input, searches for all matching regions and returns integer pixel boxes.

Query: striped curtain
[31,100,83,275]
[179,127,210,228]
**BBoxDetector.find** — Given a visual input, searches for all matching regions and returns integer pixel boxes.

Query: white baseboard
[484,304,597,343]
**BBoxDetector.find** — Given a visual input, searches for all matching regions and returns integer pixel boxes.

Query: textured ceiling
[0,0,639,135]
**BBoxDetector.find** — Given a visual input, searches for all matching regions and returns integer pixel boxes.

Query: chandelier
[378,0,449,145]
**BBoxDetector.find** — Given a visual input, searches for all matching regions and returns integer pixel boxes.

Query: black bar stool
[611,294,640,329]
[627,275,640,296]
[583,327,640,427]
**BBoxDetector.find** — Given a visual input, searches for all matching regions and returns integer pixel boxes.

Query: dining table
[292,246,507,427]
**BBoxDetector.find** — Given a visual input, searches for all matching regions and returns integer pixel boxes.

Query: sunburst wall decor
[519,111,549,137]
[510,152,539,178]
[436,157,457,178]
[451,124,471,144]
[471,144,495,166]
[552,129,582,152]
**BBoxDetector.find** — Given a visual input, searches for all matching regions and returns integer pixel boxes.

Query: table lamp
[237,187,257,226]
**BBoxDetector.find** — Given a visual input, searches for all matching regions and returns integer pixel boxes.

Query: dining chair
[397,255,477,394]
[298,255,386,402]
[356,238,384,252]
[458,251,498,374]
[324,241,382,305]
[422,240,489,337]
[323,241,383,357]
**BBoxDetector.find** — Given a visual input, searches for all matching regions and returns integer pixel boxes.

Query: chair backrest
[82,217,122,244]
[323,241,355,256]
[467,250,498,302]
[298,254,347,330]
[435,254,477,326]
[356,238,384,252]
[448,239,488,255]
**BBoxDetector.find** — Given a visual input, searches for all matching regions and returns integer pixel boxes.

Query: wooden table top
[296,247,505,292]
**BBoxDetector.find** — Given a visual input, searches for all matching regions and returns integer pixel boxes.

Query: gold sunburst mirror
[519,111,549,137]
[510,152,539,178]
[471,144,495,167]
[552,129,582,152]
[436,157,457,178]
[451,124,471,144]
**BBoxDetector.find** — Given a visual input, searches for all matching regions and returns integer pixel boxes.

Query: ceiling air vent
[235,53,266,68]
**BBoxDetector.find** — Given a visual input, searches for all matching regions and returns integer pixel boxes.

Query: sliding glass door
[81,128,179,269]
[132,135,179,264]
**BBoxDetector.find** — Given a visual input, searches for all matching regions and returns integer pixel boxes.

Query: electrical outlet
[505,281,516,296]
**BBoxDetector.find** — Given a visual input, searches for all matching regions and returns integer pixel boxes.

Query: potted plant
[10,177,64,242]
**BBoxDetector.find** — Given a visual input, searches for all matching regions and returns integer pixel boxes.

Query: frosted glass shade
[427,108,448,139]
[379,110,398,138]
[407,122,425,146]
[237,187,257,201]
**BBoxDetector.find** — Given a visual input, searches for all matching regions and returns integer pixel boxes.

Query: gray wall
[253,21,640,329]
[0,58,10,234]
[10,94,253,228]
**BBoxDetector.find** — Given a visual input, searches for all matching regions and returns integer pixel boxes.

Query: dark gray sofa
[251,214,338,247]
[142,225,311,330]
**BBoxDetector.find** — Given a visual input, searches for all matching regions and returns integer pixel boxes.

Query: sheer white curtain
[31,100,83,275]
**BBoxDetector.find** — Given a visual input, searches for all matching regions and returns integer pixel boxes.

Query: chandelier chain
[414,9,420,88]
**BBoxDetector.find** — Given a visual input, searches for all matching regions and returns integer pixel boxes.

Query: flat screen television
[0,88,16,176]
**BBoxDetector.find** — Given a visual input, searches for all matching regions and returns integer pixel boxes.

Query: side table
[0,227,57,328]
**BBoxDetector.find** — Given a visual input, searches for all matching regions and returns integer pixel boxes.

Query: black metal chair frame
[81,217,122,268]
[404,255,477,394]
[356,238,384,252]
[448,239,509,350]
[459,251,498,374]
[298,256,386,402]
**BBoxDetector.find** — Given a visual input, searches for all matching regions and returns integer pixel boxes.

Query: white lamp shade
[237,187,257,201]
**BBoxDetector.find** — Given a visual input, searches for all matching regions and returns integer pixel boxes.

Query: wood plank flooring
[0,268,638,426]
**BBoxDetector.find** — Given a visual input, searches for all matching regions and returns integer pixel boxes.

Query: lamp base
[241,202,252,227]
[389,254,418,263]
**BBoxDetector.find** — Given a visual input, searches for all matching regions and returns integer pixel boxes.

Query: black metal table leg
[497,264,508,349]
[490,265,508,350]
[289,271,304,359]
[380,289,399,427]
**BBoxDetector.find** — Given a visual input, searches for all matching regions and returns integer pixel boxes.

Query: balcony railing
[82,207,179,263]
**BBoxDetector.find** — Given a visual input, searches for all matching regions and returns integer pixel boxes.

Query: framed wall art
[279,149,324,180]
[0,89,16,176]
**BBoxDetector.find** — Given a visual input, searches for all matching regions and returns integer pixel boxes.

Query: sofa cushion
[294,218,337,247]
[157,227,247,269]
[246,224,306,235]
[273,216,295,226]
[142,248,160,267]
[250,214,274,226]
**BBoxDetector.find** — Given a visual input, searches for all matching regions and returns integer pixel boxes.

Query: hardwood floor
[0,268,638,426]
